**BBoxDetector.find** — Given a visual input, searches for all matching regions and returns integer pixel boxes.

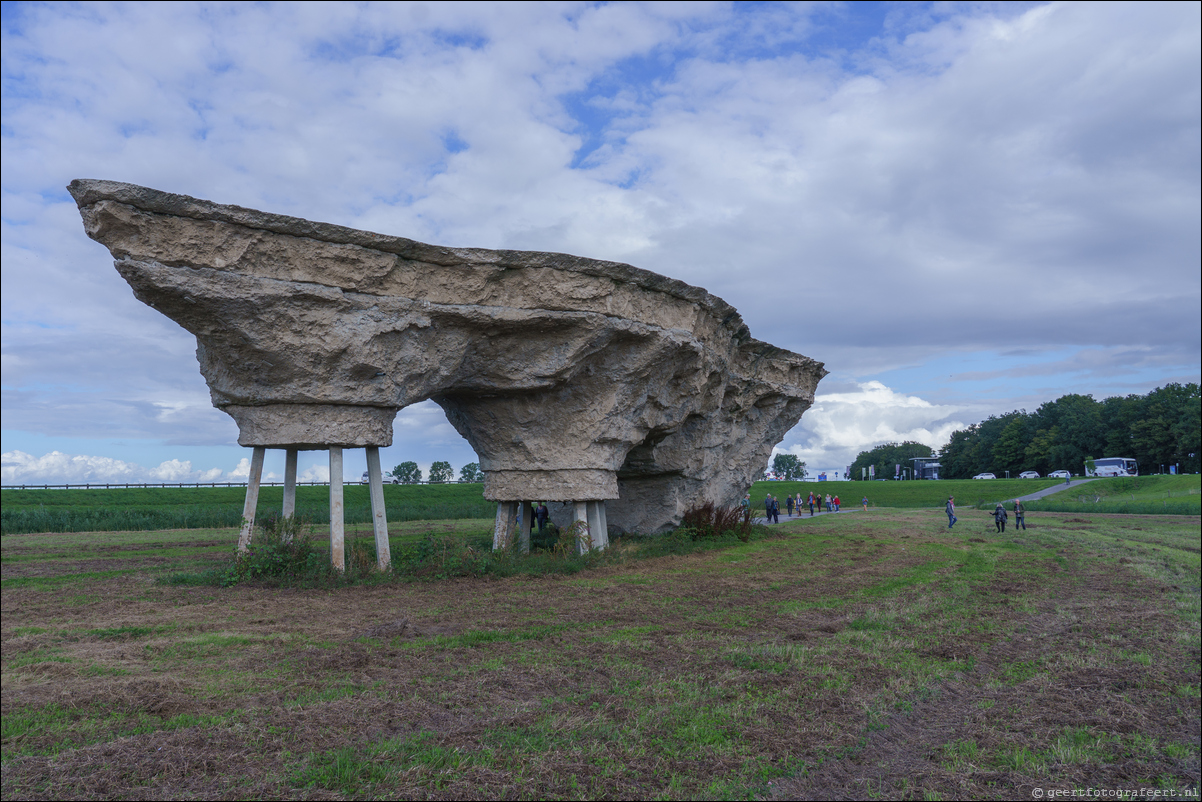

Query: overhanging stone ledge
[227,403,397,448]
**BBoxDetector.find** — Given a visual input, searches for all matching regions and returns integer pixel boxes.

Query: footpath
[1011,477,1097,502]
[753,478,1100,525]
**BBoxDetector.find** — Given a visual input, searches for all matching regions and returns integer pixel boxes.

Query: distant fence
[1,481,477,490]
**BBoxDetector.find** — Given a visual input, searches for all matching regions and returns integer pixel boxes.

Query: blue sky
[2,1,1199,484]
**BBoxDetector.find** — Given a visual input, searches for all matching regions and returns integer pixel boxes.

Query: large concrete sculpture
[70,179,825,566]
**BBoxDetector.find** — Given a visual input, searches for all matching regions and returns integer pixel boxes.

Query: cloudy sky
[2,1,1199,485]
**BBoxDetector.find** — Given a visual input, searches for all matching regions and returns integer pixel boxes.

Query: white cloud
[298,464,330,483]
[1,450,256,485]
[775,381,968,472]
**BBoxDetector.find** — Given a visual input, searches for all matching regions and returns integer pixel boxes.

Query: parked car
[972,473,996,480]
[360,471,400,484]
[1048,470,1072,479]
[1018,471,1040,479]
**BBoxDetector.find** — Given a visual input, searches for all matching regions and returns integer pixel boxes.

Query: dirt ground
[2,511,1199,800]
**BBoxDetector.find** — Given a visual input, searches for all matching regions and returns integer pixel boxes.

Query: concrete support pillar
[587,500,609,550]
[366,446,391,570]
[236,446,266,552]
[493,501,518,551]
[329,446,345,571]
[282,448,298,520]
[574,501,591,553]
[520,501,533,554]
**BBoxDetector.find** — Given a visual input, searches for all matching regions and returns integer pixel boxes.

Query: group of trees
[770,454,807,480]
[939,384,1199,478]
[848,441,935,481]
[388,461,485,484]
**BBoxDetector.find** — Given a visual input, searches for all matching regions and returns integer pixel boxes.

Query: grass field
[0,483,496,535]
[5,476,1198,536]
[752,475,1201,515]
[1021,475,1202,515]
[2,508,1198,799]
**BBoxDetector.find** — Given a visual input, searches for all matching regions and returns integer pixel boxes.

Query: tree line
[846,384,1199,480]
[389,461,484,484]
[938,383,1199,478]
[848,441,935,481]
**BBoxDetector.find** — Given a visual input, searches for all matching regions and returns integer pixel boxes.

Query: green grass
[6,475,1198,538]
[1,483,495,534]
[1022,474,1201,514]
[753,475,1200,514]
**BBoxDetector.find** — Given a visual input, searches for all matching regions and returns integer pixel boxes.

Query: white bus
[1086,457,1138,477]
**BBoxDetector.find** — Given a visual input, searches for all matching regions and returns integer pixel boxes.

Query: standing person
[946,496,957,529]
[772,495,781,524]
[765,494,774,524]
[741,493,751,515]
[833,494,840,511]
[861,496,868,512]
[535,502,550,533]
[993,502,1008,533]
[1013,499,1026,530]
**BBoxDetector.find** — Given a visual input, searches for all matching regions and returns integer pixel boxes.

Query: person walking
[833,494,840,511]
[772,495,781,523]
[765,494,776,524]
[535,502,550,533]
[824,493,832,512]
[861,496,868,512]
[786,495,795,517]
[1013,499,1026,530]
[808,492,816,516]
[993,502,1008,533]
[946,496,957,528]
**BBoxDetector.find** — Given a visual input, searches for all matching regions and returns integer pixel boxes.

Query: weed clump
[681,501,753,541]
[226,513,323,584]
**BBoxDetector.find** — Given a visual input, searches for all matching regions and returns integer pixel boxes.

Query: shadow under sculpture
[70,179,826,567]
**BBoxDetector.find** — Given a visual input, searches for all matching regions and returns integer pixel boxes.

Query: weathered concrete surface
[70,179,826,531]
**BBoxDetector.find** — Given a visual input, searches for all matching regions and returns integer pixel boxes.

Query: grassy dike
[2,508,1198,799]
[4,475,1198,536]
[0,483,496,535]
[752,475,1201,514]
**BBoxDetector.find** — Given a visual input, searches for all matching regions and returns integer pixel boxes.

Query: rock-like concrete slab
[70,179,825,532]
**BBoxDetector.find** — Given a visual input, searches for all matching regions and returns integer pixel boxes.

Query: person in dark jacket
[1013,499,1025,530]
[946,496,957,528]
[535,502,550,533]
[993,503,1008,533]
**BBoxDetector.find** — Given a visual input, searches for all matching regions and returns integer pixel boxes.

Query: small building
[910,456,941,480]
